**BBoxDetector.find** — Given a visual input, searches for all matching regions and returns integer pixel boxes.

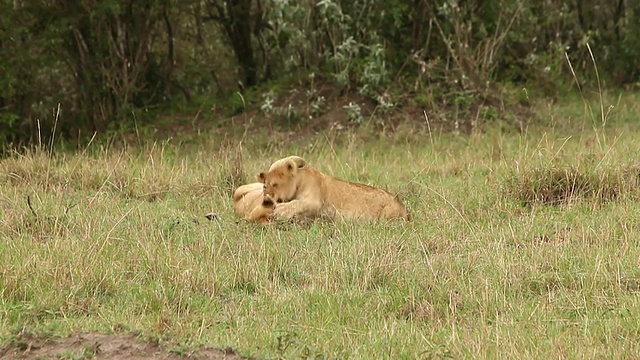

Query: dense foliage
[1,0,638,144]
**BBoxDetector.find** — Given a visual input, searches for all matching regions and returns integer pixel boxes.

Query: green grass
[2,95,640,359]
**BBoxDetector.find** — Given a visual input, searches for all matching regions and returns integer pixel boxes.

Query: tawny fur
[269,155,306,171]
[258,157,410,221]
[232,183,273,224]
[232,156,307,224]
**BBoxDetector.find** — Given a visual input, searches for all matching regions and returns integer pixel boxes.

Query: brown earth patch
[0,332,246,360]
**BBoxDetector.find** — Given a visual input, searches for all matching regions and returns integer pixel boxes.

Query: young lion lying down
[258,156,410,221]
[232,156,306,224]
[232,182,273,224]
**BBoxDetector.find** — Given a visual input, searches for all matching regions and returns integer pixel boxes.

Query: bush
[2,0,640,146]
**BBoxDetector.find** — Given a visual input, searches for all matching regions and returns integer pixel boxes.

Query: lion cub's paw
[273,203,299,220]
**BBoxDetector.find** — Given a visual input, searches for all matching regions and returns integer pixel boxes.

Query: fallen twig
[27,195,38,219]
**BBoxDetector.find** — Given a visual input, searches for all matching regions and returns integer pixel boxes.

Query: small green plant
[481,105,499,121]
[310,96,327,117]
[54,346,97,360]
[168,345,189,356]
[260,89,302,125]
[276,331,330,359]
[260,90,278,115]
[375,92,395,114]
[343,102,363,124]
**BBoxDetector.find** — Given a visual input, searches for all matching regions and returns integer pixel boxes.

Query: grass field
[2,94,640,359]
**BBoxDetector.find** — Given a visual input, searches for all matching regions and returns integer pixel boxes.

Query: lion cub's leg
[248,197,275,224]
[273,198,322,220]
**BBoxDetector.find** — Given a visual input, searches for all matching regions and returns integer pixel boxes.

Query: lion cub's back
[324,177,409,220]
[233,183,264,216]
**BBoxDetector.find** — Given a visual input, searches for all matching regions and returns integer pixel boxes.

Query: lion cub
[232,183,274,224]
[258,156,410,221]
[232,156,306,224]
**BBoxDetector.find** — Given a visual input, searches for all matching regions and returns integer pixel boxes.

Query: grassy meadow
[2,94,640,358]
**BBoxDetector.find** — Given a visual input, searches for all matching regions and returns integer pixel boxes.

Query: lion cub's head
[251,195,275,224]
[258,156,306,203]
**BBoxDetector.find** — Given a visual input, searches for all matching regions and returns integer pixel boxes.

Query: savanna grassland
[2,94,640,359]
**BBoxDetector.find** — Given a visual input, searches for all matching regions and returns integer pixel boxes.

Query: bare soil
[0,332,246,360]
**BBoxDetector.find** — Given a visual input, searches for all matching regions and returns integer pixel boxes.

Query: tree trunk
[207,0,258,87]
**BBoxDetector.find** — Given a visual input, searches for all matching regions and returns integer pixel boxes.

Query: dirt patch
[0,332,246,360]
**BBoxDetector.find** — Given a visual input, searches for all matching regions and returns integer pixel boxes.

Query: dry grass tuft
[505,163,640,207]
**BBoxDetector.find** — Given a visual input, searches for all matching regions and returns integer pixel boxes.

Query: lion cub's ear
[286,160,299,174]
[258,172,266,183]
[289,156,306,169]
[269,156,306,171]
